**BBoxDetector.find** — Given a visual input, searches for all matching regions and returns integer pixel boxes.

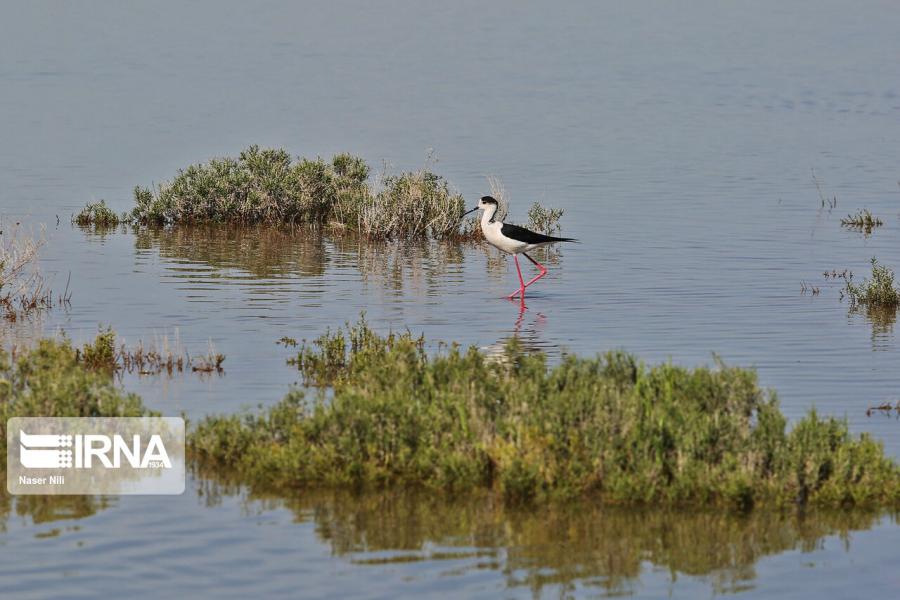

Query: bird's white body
[479,203,553,254]
[480,206,529,254]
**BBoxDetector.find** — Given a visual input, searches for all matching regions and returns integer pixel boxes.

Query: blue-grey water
[2,0,900,597]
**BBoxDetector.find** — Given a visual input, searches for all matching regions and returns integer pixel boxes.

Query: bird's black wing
[500,223,576,244]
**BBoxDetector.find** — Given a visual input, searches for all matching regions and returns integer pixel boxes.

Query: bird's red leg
[520,252,548,289]
[507,255,527,299]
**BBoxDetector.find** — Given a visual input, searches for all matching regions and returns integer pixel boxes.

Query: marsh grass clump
[73,200,122,228]
[73,328,225,376]
[191,341,226,374]
[842,258,900,309]
[190,319,900,508]
[360,170,466,239]
[840,209,883,235]
[288,316,424,386]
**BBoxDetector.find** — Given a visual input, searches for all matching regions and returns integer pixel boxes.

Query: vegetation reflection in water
[125,224,552,296]
[195,483,893,597]
[2,479,891,597]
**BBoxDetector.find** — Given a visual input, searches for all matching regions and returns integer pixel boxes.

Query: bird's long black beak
[459,206,478,220]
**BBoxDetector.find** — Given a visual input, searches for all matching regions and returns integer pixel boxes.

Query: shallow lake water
[2,0,900,597]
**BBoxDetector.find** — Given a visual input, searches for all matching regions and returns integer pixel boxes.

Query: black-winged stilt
[462,196,576,301]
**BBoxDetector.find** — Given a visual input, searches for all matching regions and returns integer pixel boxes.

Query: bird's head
[460,196,499,219]
[479,196,499,209]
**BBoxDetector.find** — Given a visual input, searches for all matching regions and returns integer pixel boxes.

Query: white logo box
[7,417,185,495]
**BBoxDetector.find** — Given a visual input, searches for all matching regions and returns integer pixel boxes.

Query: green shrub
[0,335,150,465]
[362,170,466,239]
[129,146,469,240]
[527,202,565,235]
[73,200,122,227]
[131,146,367,226]
[191,319,900,508]
[0,335,151,527]
[843,258,900,308]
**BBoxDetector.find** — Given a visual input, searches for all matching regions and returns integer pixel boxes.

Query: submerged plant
[840,209,883,235]
[842,258,900,308]
[191,318,900,508]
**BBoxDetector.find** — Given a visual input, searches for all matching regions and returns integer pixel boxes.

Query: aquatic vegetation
[0,335,149,528]
[73,200,122,228]
[363,169,466,239]
[0,223,66,320]
[840,209,883,235]
[128,146,565,240]
[191,319,900,508]
[811,169,837,210]
[129,146,470,240]
[0,334,150,465]
[841,258,900,308]
[131,146,365,226]
[1,223,43,301]
[78,327,225,376]
[527,202,565,235]
[191,341,226,374]
[800,281,820,295]
[866,400,900,417]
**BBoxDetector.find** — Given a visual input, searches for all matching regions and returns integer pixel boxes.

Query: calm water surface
[2,0,900,597]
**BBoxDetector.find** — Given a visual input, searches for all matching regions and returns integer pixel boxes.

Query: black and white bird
[461,196,576,301]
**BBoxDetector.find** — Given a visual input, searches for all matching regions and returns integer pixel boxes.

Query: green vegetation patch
[840,209,883,235]
[843,258,900,308]
[0,334,149,527]
[73,200,122,227]
[190,319,900,508]
[527,202,565,235]
[129,145,467,239]
[0,335,150,466]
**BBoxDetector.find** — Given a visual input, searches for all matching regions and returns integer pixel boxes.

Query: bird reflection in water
[480,304,558,362]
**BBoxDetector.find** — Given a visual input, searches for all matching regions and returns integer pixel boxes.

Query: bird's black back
[500,223,576,244]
